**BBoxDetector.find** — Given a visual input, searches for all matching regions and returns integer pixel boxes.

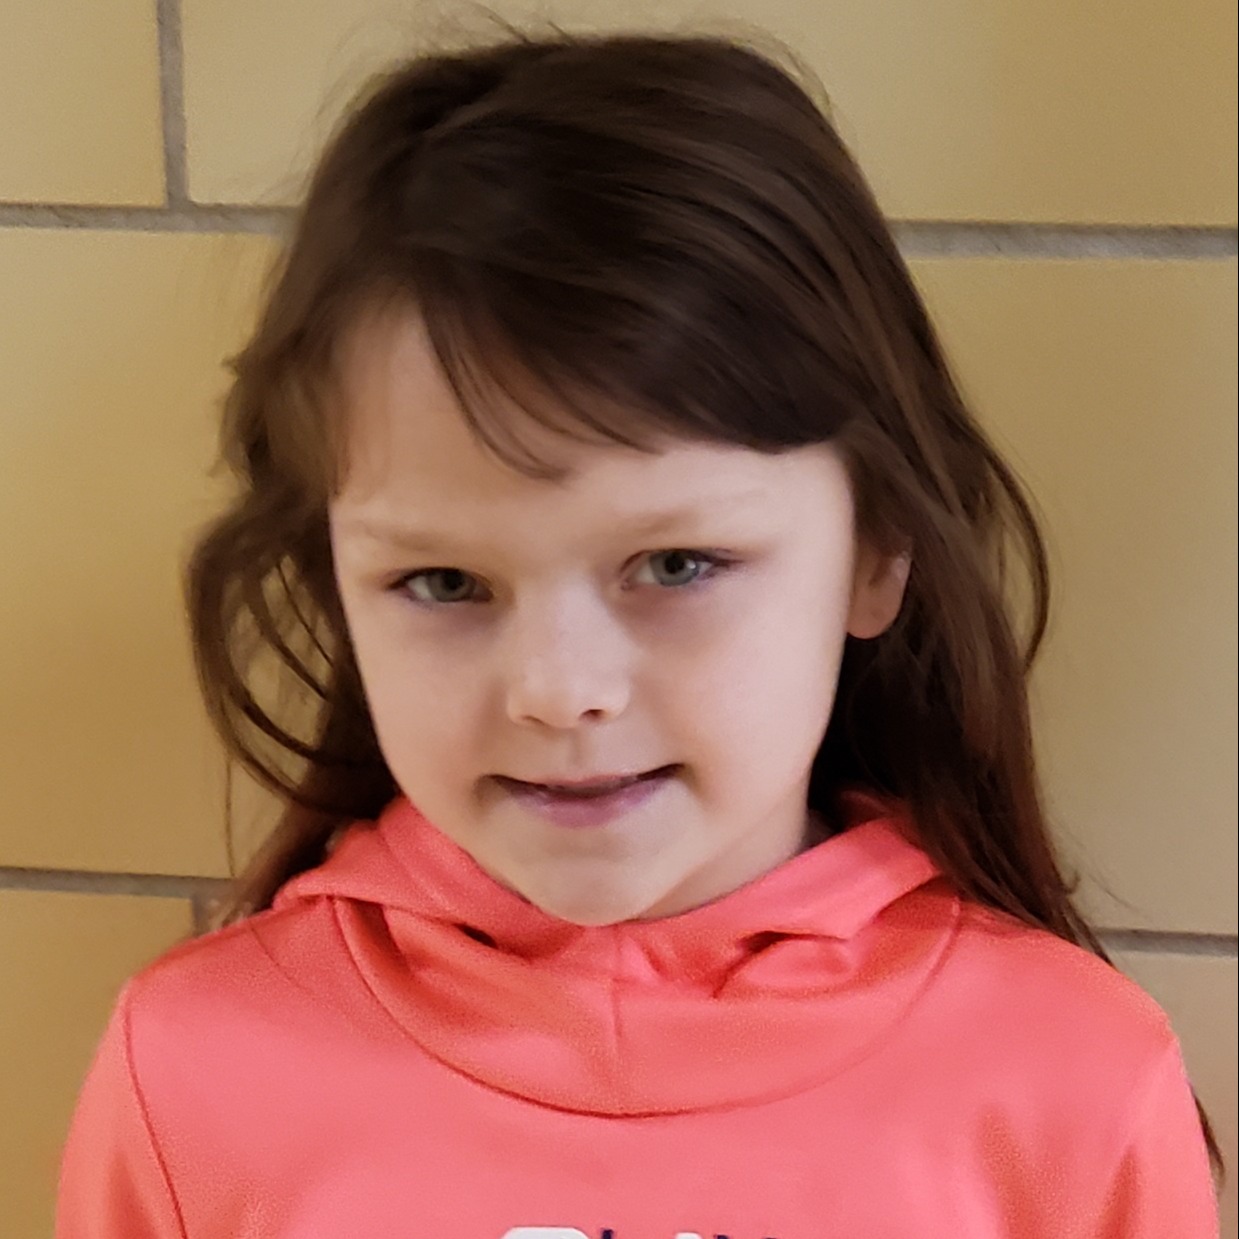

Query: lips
[539,776,646,799]
[497,766,676,828]
[500,767,675,798]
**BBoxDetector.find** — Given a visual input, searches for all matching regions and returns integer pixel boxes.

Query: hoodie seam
[119,976,191,1239]
[325,896,448,1045]
[238,901,417,1050]
[610,928,623,1076]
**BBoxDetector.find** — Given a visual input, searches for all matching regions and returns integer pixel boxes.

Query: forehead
[330,305,845,526]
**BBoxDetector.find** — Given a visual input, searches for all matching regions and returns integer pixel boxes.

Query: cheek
[343,610,476,761]
[686,587,847,758]
[362,667,485,811]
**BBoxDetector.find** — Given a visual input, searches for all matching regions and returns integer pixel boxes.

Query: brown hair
[183,26,1224,1182]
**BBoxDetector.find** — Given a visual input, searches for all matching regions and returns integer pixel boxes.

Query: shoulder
[900,898,1216,1232]
[98,897,390,1145]
[935,896,1179,1086]
[115,897,355,1078]
[126,900,320,1015]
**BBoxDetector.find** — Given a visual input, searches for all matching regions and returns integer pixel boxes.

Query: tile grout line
[895,221,1238,260]
[0,867,230,900]
[0,203,290,233]
[189,891,216,935]
[1097,930,1239,958]
[1,866,1235,956]
[154,0,191,207]
[0,202,1235,258]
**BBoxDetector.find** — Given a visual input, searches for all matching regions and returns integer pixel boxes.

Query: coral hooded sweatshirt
[56,788,1218,1238]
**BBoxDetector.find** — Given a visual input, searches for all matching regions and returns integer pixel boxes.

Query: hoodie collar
[273,788,958,1115]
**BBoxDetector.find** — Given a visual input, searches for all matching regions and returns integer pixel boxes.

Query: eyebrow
[337,492,769,551]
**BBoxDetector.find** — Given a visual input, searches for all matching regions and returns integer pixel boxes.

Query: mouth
[496,766,679,799]
[494,766,679,829]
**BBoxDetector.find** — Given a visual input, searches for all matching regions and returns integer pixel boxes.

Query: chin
[534,897,636,928]
[522,881,660,927]
[554,909,629,928]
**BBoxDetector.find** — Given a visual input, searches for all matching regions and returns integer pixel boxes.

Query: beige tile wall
[1,1,1234,1234]
[1,891,195,1238]
[0,229,276,877]
[180,0,1238,222]
[0,0,165,205]
[911,258,1238,938]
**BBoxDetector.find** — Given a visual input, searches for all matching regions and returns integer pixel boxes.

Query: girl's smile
[491,764,680,829]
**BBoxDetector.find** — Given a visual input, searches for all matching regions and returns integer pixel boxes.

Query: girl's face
[328,308,909,925]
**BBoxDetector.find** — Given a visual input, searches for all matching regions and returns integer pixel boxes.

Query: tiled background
[1,1,1235,1235]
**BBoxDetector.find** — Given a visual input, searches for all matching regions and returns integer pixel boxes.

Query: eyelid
[389,549,736,607]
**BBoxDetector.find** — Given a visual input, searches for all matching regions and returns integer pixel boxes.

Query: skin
[327,306,911,926]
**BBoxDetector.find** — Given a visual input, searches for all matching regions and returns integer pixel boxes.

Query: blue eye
[392,550,731,608]
[636,549,727,589]
[400,568,485,605]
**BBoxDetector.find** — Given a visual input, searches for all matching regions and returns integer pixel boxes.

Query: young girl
[57,28,1223,1238]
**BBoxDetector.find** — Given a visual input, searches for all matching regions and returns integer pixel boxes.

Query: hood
[272,788,959,1115]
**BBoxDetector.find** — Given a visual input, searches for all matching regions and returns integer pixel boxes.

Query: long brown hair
[183,26,1224,1182]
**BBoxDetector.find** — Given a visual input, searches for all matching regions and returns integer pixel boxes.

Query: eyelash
[388,549,736,609]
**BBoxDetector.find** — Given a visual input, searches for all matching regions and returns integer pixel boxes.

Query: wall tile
[912,258,1238,934]
[0,890,193,1239]
[0,0,164,205]
[0,230,279,877]
[182,0,1237,223]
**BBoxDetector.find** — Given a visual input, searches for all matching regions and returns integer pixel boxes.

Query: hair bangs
[415,279,680,481]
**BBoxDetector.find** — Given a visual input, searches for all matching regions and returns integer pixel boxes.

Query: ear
[846,544,911,640]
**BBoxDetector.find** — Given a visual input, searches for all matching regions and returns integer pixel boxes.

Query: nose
[501,589,632,729]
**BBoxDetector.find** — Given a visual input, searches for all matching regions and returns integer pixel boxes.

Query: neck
[800,808,833,852]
